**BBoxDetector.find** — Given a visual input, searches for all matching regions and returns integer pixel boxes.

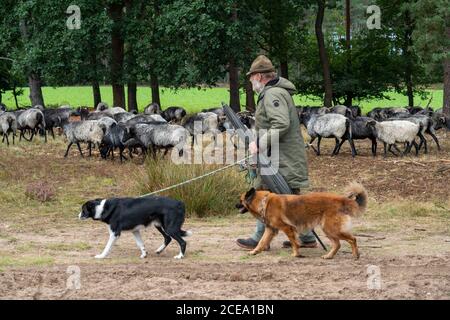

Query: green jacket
[254,77,309,189]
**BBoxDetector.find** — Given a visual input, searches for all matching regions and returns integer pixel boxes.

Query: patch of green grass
[1,86,444,114]
[46,242,92,252]
[0,255,55,271]
[137,157,249,218]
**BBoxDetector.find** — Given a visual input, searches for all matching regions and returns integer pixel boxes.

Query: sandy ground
[0,130,449,300]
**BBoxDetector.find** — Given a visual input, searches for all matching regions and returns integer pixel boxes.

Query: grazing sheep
[300,112,356,157]
[97,117,118,134]
[183,112,220,145]
[144,103,162,115]
[0,111,17,146]
[124,114,166,127]
[105,107,127,116]
[99,123,132,162]
[113,112,136,123]
[330,105,362,119]
[127,122,189,157]
[161,106,187,123]
[367,108,387,121]
[330,105,353,118]
[63,120,105,158]
[43,107,74,139]
[16,108,47,142]
[201,107,225,117]
[96,102,109,112]
[86,111,114,121]
[334,117,378,157]
[366,120,424,157]
[387,114,440,153]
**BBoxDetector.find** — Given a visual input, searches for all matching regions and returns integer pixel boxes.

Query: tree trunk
[229,59,241,112]
[245,79,255,112]
[404,10,414,107]
[108,2,126,109]
[13,84,19,109]
[28,72,45,107]
[344,0,352,107]
[150,73,161,107]
[127,82,138,112]
[92,82,101,108]
[444,57,450,117]
[280,60,289,79]
[315,0,333,108]
[229,4,240,112]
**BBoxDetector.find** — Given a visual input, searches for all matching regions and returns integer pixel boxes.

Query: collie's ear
[244,188,256,204]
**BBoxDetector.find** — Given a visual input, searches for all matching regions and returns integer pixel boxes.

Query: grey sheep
[366,120,424,157]
[334,117,378,157]
[0,111,17,146]
[161,106,187,123]
[183,112,220,145]
[144,103,162,115]
[114,112,137,123]
[127,122,189,157]
[63,120,105,158]
[125,114,166,127]
[300,112,356,157]
[96,102,109,112]
[97,117,118,134]
[16,108,47,142]
[43,107,74,139]
[387,114,441,153]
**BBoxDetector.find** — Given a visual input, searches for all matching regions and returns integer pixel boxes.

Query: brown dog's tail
[345,182,368,216]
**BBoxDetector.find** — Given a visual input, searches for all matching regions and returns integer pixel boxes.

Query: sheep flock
[1,102,449,162]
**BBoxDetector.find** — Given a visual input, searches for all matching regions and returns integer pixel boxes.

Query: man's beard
[251,79,264,94]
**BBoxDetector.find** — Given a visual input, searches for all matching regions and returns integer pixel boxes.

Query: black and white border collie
[79,196,192,259]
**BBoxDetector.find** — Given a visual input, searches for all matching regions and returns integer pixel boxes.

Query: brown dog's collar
[258,194,271,224]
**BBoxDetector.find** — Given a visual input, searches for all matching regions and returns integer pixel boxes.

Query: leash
[140,155,253,197]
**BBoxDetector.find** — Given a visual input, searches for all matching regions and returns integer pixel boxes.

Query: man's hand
[249,141,258,155]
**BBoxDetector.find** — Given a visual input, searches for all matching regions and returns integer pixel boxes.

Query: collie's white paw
[174,253,184,259]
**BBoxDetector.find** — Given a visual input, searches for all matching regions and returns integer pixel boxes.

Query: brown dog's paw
[321,254,334,260]
[293,254,305,258]
[249,250,258,256]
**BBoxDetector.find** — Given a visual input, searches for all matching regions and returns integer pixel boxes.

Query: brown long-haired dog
[236,183,368,260]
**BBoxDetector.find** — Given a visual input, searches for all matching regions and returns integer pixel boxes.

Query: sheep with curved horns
[300,111,356,157]
[0,111,17,146]
[366,120,424,157]
[63,120,105,158]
